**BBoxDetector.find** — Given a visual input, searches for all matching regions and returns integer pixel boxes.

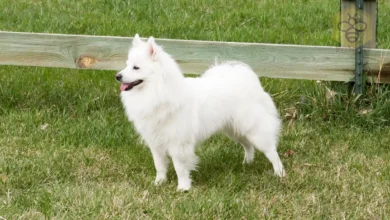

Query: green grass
[1,0,390,219]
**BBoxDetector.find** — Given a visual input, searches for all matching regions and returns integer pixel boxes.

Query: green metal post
[355,0,364,95]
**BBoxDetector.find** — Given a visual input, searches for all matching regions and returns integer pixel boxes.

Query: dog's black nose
[115,74,122,82]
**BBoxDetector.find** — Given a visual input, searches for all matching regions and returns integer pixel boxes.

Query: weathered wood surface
[340,0,377,48]
[365,48,390,83]
[0,31,389,82]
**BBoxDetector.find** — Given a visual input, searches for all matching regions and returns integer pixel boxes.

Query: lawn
[1,0,390,219]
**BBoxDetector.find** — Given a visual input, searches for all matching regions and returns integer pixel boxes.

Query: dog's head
[116,34,165,92]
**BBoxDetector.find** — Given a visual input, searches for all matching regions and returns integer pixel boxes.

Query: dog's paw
[177,185,191,192]
[274,168,286,178]
[154,177,167,185]
[242,156,254,164]
[177,180,191,192]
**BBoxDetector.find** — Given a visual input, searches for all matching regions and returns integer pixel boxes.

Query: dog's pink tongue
[120,83,131,91]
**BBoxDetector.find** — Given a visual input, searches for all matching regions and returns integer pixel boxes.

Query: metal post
[355,0,364,95]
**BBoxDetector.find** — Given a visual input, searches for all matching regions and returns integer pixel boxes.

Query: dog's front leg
[169,146,198,191]
[150,147,169,185]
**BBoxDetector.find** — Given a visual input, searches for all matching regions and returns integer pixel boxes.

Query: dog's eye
[133,66,140,70]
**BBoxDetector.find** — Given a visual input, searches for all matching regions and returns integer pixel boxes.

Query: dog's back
[183,62,280,140]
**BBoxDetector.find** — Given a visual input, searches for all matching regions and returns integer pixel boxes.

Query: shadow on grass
[190,137,277,191]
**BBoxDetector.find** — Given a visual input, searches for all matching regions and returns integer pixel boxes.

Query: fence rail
[0,31,389,82]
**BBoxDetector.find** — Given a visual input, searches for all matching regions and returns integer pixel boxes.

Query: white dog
[117,34,285,191]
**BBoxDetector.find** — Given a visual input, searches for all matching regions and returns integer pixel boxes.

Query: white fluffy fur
[119,34,285,191]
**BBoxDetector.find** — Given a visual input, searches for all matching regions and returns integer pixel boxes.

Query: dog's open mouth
[120,80,143,91]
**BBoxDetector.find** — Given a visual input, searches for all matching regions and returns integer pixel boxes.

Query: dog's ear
[132,34,143,46]
[147,37,159,60]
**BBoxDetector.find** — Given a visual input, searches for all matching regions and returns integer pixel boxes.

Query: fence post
[340,0,377,95]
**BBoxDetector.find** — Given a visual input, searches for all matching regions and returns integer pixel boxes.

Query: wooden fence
[1,31,389,83]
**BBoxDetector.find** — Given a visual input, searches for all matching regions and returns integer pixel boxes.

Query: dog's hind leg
[169,145,198,191]
[264,150,285,177]
[233,136,255,164]
[238,137,255,164]
[223,129,254,164]
[246,132,285,177]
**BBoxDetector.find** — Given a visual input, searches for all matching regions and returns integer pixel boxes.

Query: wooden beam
[365,48,390,83]
[0,31,389,82]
